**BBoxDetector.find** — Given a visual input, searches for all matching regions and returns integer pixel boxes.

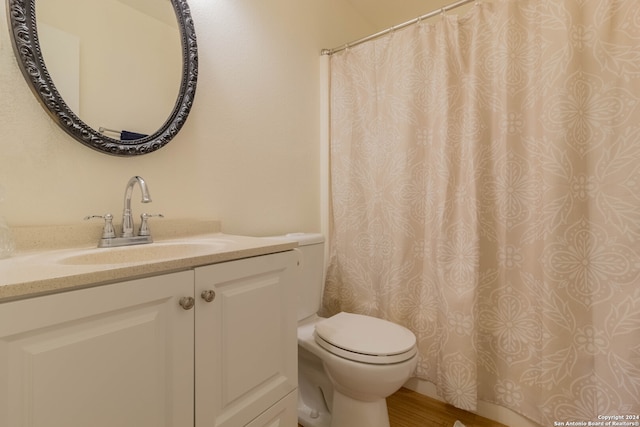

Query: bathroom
[1,0,638,427]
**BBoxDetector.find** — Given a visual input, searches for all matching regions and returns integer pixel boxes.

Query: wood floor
[387,388,507,427]
[298,387,508,427]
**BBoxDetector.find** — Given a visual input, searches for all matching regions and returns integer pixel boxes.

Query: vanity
[3,0,298,423]
[0,221,299,427]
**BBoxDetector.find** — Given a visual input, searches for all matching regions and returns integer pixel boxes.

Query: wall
[0,0,371,235]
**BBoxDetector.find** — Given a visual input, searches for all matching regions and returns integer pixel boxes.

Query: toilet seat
[314,312,417,364]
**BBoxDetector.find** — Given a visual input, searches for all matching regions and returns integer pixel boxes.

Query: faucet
[85,175,163,248]
[121,176,151,238]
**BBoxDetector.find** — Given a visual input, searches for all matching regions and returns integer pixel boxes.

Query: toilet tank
[265,233,325,322]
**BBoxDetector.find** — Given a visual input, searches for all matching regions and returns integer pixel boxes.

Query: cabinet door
[195,251,298,427]
[0,271,194,427]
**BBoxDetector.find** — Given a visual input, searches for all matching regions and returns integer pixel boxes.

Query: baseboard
[403,378,542,427]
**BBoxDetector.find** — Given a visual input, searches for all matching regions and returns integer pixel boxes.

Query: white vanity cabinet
[0,270,195,427]
[195,250,298,427]
[0,249,298,427]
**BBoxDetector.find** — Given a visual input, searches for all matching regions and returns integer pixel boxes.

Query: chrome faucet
[122,176,151,238]
[85,176,163,248]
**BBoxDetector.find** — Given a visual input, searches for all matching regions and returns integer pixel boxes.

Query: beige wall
[0,0,371,235]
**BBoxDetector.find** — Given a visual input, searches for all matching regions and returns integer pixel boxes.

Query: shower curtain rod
[321,0,476,55]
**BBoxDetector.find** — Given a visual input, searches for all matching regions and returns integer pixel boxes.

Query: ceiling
[345,0,468,33]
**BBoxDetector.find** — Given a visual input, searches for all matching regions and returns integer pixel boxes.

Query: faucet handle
[138,213,164,236]
[84,213,116,239]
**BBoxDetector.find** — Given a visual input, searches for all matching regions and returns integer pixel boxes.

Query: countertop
[0,220,297,302]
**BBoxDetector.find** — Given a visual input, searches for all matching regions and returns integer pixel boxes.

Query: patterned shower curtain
[323,0,640,425]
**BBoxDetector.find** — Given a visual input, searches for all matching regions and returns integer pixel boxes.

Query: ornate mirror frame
[7,0,198,156]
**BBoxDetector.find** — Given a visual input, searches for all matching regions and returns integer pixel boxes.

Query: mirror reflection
[37,0,182,140]
[8,0,197,155]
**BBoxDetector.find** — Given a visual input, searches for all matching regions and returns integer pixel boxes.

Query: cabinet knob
[201,290,216,303]
[179,296,195,310]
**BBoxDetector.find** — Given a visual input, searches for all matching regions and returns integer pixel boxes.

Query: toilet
[270,233,417,427]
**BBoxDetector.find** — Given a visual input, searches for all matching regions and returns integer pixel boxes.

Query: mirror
[7,0,198,156]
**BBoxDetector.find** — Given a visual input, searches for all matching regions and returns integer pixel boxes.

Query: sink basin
[55,240,231,265]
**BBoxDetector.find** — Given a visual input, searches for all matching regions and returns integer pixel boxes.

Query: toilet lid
[314,312,416,363]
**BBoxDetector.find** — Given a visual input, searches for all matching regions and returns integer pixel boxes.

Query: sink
[55,240,231,265]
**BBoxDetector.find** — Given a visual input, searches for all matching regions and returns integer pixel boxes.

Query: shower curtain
[324,0,640,425]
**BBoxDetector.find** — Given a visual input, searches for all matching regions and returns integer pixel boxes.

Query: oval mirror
[7,0,198,156]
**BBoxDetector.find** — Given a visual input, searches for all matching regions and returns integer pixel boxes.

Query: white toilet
[273,233,417,427]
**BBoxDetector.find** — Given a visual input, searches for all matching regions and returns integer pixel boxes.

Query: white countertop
[0,221,297,302]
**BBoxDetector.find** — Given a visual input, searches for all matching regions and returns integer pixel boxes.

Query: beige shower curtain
[323,0,640,424]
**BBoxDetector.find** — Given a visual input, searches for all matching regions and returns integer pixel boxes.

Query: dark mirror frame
[7,0,198,156]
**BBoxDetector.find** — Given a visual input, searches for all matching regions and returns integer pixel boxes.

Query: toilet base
[298,390,391,427]
[298,402,331,427]
[330,390,390,427]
